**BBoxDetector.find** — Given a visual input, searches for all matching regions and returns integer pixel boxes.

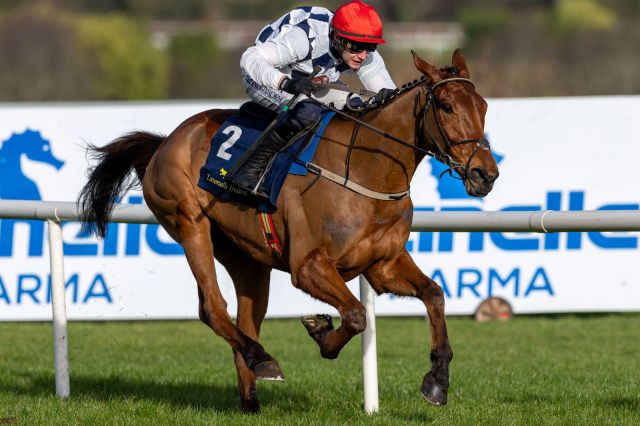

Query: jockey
[227,0,397,197]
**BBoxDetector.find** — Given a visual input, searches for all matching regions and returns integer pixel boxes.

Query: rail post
[360,275,379,414]
[47,219,70,399]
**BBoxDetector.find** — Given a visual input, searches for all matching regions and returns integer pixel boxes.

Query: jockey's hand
[344,96,365,112]
[372,88,396,105]
[280,76,314,97]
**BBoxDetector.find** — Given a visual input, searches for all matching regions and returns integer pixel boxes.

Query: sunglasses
[342,39,377,54]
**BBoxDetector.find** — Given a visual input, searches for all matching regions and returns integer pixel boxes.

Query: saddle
[198,102,334,212]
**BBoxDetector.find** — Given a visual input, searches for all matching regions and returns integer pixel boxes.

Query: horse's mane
[362,66,462,114]
[358,75,426,116]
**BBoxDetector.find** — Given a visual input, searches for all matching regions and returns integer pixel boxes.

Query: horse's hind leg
[294,248,367,359]
[160,201,279,380]
[213,235,279,413]
[364,249,452,406]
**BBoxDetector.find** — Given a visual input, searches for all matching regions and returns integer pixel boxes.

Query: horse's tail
[78,131,165,239]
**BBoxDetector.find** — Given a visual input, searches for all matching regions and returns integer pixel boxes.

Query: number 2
[216,125,242,160]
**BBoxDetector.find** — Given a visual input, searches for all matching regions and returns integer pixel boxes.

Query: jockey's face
[334,34,377,71]
[341,48,370,71]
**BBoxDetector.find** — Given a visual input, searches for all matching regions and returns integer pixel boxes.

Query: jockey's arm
[240,25,310,90]
[356,51,396,92]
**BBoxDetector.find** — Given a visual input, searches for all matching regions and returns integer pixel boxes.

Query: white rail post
[47,219,70,399]
[360,275,379,414]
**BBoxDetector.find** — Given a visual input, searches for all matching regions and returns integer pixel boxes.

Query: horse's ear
[412,50,441,84]
[452,48,470,78]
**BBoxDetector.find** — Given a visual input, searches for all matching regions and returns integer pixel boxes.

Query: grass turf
[1,315,639,425]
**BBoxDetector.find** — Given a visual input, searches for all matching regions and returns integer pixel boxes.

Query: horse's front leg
[365,249,453,406]
[294,248,367,359]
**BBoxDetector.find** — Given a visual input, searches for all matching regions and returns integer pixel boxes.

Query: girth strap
[259,212,283,258]
[306,163,409,201]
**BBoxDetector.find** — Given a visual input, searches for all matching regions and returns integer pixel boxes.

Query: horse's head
[413,49,498,197]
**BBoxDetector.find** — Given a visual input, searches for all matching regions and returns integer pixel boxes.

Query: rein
[305,76,490,200]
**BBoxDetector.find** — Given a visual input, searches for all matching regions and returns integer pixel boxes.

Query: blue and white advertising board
[0,96,638,320]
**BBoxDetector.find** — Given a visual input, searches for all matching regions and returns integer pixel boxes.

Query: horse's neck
[339,88,422,193]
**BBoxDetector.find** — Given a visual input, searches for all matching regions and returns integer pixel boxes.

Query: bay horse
[78,50,499,413]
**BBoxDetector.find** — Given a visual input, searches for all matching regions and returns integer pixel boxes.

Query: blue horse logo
[429,135,503,200]
[0,129,64,200]
[0,129,64,256]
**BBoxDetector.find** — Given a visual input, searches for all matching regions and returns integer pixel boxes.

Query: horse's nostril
[470,168,498,185]
[471,168,489,184]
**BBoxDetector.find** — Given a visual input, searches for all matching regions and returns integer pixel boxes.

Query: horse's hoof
[240,398,260,414]
[254,360,285,382]
[301,314,333,335]
[421,375,448,406]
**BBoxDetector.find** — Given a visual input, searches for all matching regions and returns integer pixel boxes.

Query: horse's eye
[440,103,453,114]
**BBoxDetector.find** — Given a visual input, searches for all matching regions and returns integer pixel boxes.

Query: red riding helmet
[332,0,385,45]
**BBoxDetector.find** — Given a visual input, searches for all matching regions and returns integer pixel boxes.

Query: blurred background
[0,0,638,102]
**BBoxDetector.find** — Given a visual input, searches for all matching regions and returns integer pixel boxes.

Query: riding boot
[226,120,299,199]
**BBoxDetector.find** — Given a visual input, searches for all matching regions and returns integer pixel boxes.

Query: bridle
[419,77,491,181]
[304,75,492,200]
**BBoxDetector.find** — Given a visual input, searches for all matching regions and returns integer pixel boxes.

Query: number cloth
[198,102,335,212]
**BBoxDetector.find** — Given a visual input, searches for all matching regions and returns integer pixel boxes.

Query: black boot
[226,121,298,199]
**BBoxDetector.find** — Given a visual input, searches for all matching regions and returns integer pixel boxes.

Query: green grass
[1,315,639,425]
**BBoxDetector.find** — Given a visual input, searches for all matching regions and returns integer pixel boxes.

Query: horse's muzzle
[465,167,499,197]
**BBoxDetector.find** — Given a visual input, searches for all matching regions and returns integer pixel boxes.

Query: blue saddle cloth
[198,102,335,212]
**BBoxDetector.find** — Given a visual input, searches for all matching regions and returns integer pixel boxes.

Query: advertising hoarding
[0,96,638,320]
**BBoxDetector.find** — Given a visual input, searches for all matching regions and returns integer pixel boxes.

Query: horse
[78,49,499,413]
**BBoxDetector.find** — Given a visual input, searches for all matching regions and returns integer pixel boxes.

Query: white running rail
[1,200,639,412]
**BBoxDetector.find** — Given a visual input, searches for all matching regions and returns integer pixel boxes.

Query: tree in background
[456,5,511,44]
[551,0,616,34]
[0,0,638,100]
[0,3,167,101]
[168,32,223,98]
[460,1,640,96]
[77,14,167,99]
[50,0,208,19]
[0,3,94,101]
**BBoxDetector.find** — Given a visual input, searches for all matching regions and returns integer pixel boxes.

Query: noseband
[419,77,491,181]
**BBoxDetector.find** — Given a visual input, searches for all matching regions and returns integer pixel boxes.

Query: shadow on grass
[392,410,434,423]
[603,397,640,410]
[1,371,310,414]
